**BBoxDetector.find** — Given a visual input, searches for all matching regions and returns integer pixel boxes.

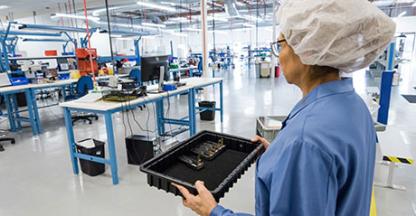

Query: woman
[174,0,396,215]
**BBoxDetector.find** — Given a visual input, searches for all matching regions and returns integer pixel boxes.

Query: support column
[200,0,208,78]
[377,41,396,124]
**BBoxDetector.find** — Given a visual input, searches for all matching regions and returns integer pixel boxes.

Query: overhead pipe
[0,30,62,37]
[17,23,91,33]
[99,29,152,36]
[22,38,70,42]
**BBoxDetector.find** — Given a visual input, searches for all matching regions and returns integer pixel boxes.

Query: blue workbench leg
[4,94,16,132]
[104,112,119,185]
[24,89,39,135]
[156,99,165,136]
[220,81,224,123]
[63,108,79,175]
[30,89,42,133]
[188,88,196,136]
[61,86,67,100]
[11,94,22,129]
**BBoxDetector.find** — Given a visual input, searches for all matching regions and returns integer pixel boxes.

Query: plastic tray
[140,130,264,201]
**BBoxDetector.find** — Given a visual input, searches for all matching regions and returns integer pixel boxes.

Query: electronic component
[178,154,204,170]
[191,138,225,160]
[102,86,147,102]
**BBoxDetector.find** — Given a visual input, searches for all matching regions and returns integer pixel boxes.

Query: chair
[0,129,15,152]
[65,76,98,124]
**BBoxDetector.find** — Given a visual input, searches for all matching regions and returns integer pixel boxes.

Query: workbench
[0,74,131,135]
[59,77,224,185]
[0,79,76,135]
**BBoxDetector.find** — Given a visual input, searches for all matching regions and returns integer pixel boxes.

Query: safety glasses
[270,39,286,57]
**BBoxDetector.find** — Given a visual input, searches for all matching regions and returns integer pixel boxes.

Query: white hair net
[277,0,396,73]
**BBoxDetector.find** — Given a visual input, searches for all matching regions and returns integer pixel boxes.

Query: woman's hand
[252,135,270,150]
[173,181,217,216]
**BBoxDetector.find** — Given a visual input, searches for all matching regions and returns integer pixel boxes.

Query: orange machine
[76,48,98,76]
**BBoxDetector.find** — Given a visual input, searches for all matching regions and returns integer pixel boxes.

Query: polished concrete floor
[0,60,415,216]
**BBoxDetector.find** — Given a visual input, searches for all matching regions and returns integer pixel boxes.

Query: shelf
[9,55,76,61]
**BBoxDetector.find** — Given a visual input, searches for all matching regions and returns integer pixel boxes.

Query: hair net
[277,0,396,73]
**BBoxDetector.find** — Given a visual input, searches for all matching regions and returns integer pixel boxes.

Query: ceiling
[0,0,415,34]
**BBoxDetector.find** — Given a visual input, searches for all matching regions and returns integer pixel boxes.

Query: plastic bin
[140,130,264,201]
[76,138,105,176]
[275,66,280,78]
[198,101,216,121]
[256,116,287,142]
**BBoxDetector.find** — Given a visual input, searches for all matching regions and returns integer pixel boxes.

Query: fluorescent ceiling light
[184,28,201,32]
[398,11,407,17]
[0,5,9,10]
[243,23,255,28]
[235,1,245,7]
[51,13,100,23]
[110,34,123,38]
[209,2,223,8]
[164,17,189,25]
[168,17,188,22]
[136,1,176,12]
[412,2,416,6]
[142,22,166,28]
[161,1,176,6]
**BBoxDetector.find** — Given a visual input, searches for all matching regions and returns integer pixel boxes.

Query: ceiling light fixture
[243,23,255,28]
[0,5,9,10]
[110,34,123,38]
[136,1,176,12]
[184,28,202,32]
[160,1,176,6]
[51,13,100,23]
[412,2,416,7]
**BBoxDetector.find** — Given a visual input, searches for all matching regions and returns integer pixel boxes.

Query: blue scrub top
[211,79,377,216]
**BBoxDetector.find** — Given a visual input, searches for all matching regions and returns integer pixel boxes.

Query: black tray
[140,130,264,201]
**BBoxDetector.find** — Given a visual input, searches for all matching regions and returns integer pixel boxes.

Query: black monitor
[141,55,170,82]
[57,58,69,71]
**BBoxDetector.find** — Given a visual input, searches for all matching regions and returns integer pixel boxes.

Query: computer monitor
[141,55,170,83]
[57,58,69,71]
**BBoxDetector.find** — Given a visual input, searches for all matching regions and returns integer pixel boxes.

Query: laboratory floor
[0,61,415,216]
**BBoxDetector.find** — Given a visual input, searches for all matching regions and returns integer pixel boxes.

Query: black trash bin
[198,101,216,121]
[76,139,105,176]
